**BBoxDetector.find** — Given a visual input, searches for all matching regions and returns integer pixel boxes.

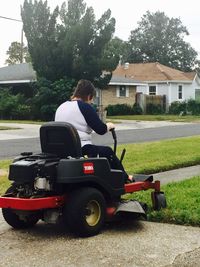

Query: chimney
[124,62,129,69]
[118,55,122,66]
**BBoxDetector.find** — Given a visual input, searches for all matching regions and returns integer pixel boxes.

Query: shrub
[169,101,187,115]
[169,100,200,115]
[106,104,133,116]
[146,103,164,114]
[0,88,27,119]
[132,103,143,115]
[187,99,200,115]
[31,77,75,120]
[106,103,143,116]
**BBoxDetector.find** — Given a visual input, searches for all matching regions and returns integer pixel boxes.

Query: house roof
[0,63,36,84]
[113,62,196,83]
[109,75,146,86]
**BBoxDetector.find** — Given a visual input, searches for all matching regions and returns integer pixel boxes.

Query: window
[149,86,156,95]
[178,85,182,100]
[119,85,126,97]
[116,86,129,97]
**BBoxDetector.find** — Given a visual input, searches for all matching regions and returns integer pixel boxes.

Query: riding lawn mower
[0,122,167,237]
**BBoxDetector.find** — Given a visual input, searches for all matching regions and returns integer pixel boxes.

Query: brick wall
[101,85,136,108]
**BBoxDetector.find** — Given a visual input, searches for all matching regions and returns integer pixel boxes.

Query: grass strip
[0,120,42,125]
[0,126,21,130]
[126,176,200,226]
[118,136,200,174]
[0,160,11,195]
[108,114,200,122]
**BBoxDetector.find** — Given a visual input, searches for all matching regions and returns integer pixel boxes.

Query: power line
[0,15,22,22]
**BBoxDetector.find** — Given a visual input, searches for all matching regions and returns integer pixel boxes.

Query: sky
[0,0,200,67]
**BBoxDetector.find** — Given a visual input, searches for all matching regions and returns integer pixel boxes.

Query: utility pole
[0,15,23,63]
[20,27,24,63]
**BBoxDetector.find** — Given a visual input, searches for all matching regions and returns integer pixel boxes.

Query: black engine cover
[9,159,42,184]
[8,153,59,184]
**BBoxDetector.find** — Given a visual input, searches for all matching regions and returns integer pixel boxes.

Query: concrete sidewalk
[153,164,200,184]
[0,123,40,140]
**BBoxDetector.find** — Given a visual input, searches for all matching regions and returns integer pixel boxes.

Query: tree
[31,77,75,120]
[5,41,31,65]
[21,0,59,80]
[103,37,128,66]
[0,88,31,119]
[127,11,198,71]
[21,0,117,87]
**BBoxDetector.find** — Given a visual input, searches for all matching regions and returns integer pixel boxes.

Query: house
[96,74,146,108]
[0,63,36,96]
[112,62,200,109]
[0,63,36,84]
[0,63,146,109]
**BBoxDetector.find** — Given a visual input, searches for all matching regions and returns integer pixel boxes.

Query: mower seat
[40,121,82,159]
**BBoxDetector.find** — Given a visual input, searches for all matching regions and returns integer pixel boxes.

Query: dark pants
[82,144,128,181]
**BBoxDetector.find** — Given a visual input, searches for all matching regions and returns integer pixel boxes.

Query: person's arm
[78,101,110,135]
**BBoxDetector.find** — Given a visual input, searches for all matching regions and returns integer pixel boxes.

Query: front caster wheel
[64,187,106,237]
[151,192,167,211]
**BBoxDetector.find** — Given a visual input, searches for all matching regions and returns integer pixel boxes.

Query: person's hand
[106,122,115,131]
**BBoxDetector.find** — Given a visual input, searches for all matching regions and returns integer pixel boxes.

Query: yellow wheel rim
[85,200,101,226]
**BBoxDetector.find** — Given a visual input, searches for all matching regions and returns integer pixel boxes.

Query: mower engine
[8,153,59,198]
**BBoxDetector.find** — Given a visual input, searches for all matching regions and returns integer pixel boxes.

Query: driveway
[0,210,200,267]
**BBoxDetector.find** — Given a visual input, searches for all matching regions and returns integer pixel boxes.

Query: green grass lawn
[0,120,43,125]
[126,176,200,227]
[1,136,200,226]
[0,126,20,130]
[2,115,200,124]
[0,160,11,194]
[117,135,200,174]
[108,114,200,122]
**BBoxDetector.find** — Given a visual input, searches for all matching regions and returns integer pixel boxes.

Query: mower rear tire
[2,185,40,229]
[64,187,106,237]
[2,208,40,229]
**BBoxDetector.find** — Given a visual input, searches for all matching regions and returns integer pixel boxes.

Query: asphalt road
[1,123,200,159]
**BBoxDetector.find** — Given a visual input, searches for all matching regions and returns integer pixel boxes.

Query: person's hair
[71,79,96,101]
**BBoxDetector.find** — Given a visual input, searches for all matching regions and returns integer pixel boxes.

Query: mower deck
[0,195,66,210]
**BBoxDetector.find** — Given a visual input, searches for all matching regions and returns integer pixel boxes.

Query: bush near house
[187,99,200,115]
[146,103,164,114]
[169,101,187,115]
[106,100,200,116]
[169,99,200,115]
[106,103,142,116]
[0,78,75,121]
[0,88,31,120]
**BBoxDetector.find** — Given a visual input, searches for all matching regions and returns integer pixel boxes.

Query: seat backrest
[40,121,82,158]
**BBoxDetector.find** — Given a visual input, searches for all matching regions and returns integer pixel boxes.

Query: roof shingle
[0,63,36,83]
[113,62,196,82]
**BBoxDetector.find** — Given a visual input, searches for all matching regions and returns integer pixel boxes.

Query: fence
[136,93,166,113]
